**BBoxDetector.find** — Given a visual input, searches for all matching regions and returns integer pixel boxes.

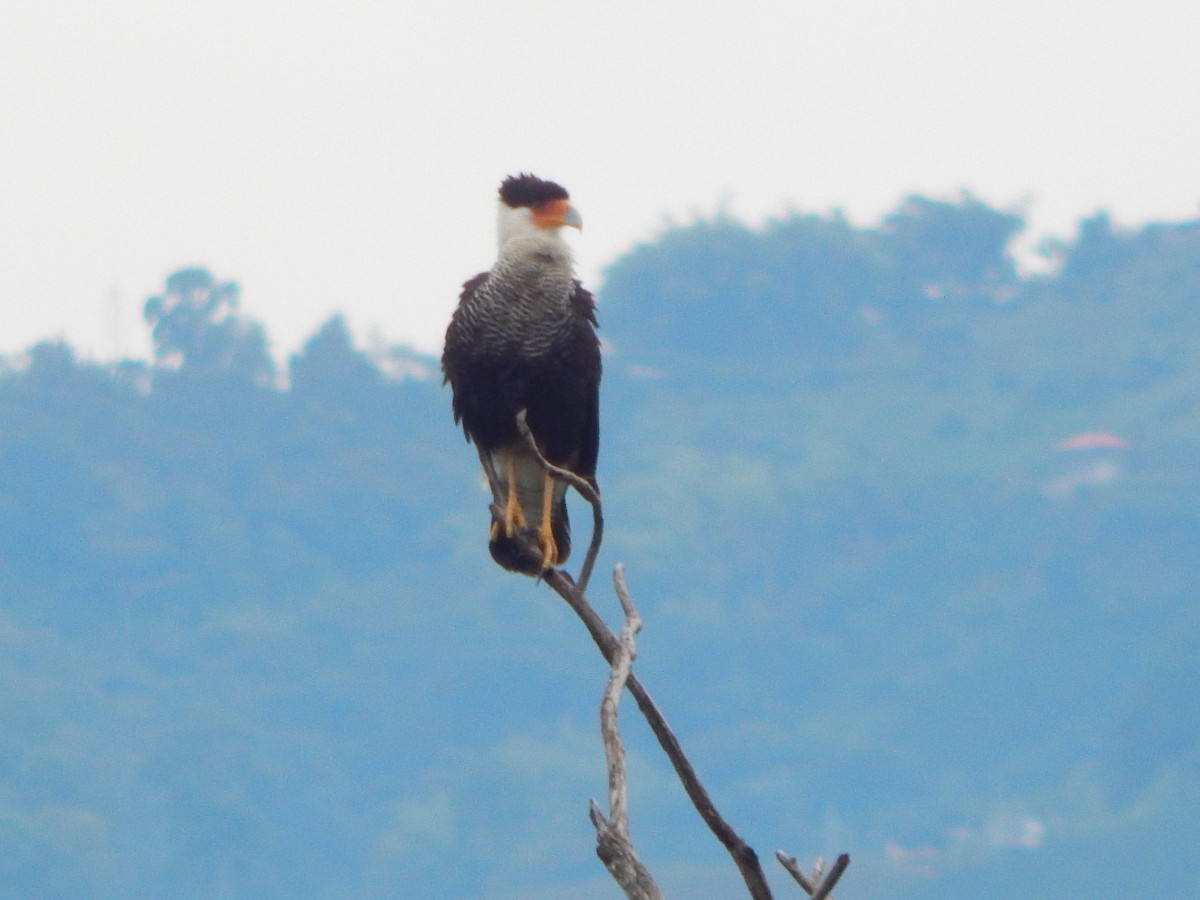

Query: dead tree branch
[544,567,777,899]
[776,851,850,899]
[503,411,848,898]
[777,852,820,895]
[601,565,640,841]
[588,564,662,899]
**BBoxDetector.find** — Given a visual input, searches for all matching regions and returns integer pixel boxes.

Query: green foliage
[289,314,382,401]
[144,267,274,386]
[878,191,1023,294]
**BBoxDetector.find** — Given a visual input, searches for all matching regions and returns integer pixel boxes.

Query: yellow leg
[502,454,526,537]
[535,471,558,569]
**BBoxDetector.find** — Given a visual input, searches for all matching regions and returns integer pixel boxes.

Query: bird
[442,173,602,576]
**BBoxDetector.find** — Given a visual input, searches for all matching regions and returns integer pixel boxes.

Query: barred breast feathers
[462,240,576,350]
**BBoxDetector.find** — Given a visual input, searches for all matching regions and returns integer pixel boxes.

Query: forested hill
[1,197,1197,899]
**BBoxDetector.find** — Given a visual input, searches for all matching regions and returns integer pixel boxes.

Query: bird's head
[495,173,582,253]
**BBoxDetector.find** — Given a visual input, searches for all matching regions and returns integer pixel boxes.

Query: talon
[536,527,557,571]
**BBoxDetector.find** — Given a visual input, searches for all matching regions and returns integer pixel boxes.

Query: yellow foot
[535,525,558,572]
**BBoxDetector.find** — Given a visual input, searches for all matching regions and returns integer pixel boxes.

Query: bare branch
[498,411,848,898]
[776,850,850,899]
[590,801,663,900]
[544,567,776,900]
[515,408,604,593]
[588,564,661,899]
[776,851,818,894]
[603,564,641,834]
[811,854,849,900]
[811,857,825,885]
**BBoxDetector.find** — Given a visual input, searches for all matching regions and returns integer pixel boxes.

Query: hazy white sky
[2,0,1198,362]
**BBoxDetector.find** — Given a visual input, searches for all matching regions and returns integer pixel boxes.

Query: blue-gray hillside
[0,200,1197,898]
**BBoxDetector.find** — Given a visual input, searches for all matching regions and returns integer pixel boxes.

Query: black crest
[499,173,570,209]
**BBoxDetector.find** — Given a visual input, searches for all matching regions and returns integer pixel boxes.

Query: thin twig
[810,854,849,900]
[603,564,641,834]
[589,564,661,899]
[776,851,818,894]
[515,409,604,593]
[775,850,849,900]
[810,857,825,886]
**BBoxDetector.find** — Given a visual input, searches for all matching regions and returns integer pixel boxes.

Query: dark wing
[568,279,601,487]
[443,272,600,475]
[441,271,493,445]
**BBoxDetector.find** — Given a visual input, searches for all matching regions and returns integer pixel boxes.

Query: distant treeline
[1,196,1197,898]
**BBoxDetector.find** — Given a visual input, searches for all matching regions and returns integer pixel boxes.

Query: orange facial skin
[532,197,582,230]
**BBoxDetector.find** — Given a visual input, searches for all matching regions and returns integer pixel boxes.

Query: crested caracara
[442,173,601,575]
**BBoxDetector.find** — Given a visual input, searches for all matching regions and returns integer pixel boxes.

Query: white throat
[495,203,574,268]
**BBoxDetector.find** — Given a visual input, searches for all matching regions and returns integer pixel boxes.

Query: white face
[495,202,538,249]
[494,202,575,267]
